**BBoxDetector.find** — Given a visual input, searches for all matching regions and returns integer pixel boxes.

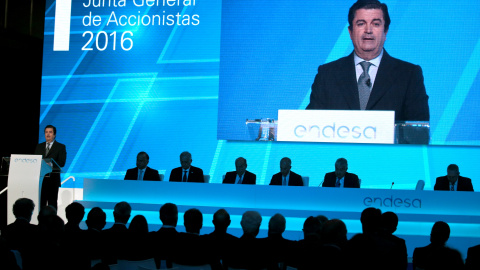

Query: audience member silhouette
[319,219,348,270]
[36,214,66,270]
[2,198,38,270]
[265,213,297,268]
[0,236,21,270]
[466,242,480,270]
[288,216,323,269]
[85,207,107,264]
[124,215,153,261]
[380,211,408,270]
[207,209,238,270]
[102,201,132,264]
[224,211,272,270]
[153,203,179,268]
[62,202,89,270]
[425,246,464,270]
[172,208,215,267]
[413,221,451,270]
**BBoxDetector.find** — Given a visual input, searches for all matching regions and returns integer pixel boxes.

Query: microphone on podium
[390,182,394,189]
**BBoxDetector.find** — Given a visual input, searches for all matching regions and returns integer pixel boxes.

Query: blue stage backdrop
[40,0,480,190]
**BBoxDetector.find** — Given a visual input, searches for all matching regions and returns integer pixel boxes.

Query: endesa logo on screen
[277,110,395,144]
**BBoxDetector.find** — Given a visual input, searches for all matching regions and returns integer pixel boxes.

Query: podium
[6,154,62,224]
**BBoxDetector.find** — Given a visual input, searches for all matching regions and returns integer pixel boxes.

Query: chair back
[172,263,212,270]
[415,180,425,190]
[302,176,309,186]
[204,175,210,183]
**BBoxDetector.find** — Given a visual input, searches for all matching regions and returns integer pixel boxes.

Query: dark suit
[34,140,67,209]
[413,243,443,270]
[306,50,430,122]
[223,170,256,184]
[269,171,303,186]
[322,172,360,188]
[102,223,129,264]
[153,227,179,268]
[466,244,480,270]
[169,166,204,182]
[124,166,161,181]
[434,176,474,191]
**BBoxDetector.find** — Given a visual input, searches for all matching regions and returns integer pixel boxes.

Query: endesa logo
[364,196,422,208]
[14,158,38,164]
[294,123,377,140]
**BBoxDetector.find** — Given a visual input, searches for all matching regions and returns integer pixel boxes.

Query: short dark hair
[86,207,106,230]
[348,0,390,32]
[447,164,459,172]
[65,202,85,223]
[13,198,35,219]
[137,151,149,160]
[160,203,178,226]
[45,125,57,135]
[184,208,203,233]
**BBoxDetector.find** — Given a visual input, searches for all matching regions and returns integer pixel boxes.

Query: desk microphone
[318,180,324,187]
[390,182,394,189]
[366,79,371,87]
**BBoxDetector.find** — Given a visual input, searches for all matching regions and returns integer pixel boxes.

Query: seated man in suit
[223,157,256,184]
[434,164,473,191]
[413,221,450,270]
[169,151,204,182]
[153,203,179,268]
[322,158,360,188]
[102,201,132,264]
[269,157,303,186]
[124,151,161,181]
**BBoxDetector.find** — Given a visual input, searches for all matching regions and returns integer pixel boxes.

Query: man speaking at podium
[34,125,67,210]
[306,0,429,122]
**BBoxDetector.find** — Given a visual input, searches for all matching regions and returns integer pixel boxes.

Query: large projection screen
[40,0,480,190]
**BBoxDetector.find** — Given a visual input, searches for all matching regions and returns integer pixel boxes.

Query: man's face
[335,164,347,179]
[136,154,149,170]
[180,155,192,170]
[235,159,247,176]
[349,8,388,61]
[44,128,56,143]
[447,169,459,184]
[280,161,291,177]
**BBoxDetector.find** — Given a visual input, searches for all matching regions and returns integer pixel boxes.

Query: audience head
[12,198,35,222]
[280,157,292,177]
[160,203,178,227]
[268,213,286,235]
[86,207,107,231]
[446,164,460,184]
[303,216,322,239]
[39,214,65,242]
[381,211,398,234]
[316,215,329,227]
[65,202,85,224]
[113,201,131,224]
[129,215,149,233]
[321,219,348,247]
[241,211,262,237]
[180,151,192,170]
[136,151,149,170]
[335,158,348,179]
[212,208,231,232]
[430,221,450,245]
[184,208,203,234]
[38,205,57,224]
[360,207,382,234]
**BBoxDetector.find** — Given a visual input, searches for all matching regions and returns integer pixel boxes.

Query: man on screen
[169,151,205,182]
[322,158,360,188]
[124,151,161,181]
[269,157,303,186]
[306,0,429,122]
[434,164,474,191]
[223,157,256,184]
[34,125,67,210]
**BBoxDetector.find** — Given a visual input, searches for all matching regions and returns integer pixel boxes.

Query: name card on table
[277,110,395,144]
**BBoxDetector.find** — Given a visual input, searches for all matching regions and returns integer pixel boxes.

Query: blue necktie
[358,61,372,110]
